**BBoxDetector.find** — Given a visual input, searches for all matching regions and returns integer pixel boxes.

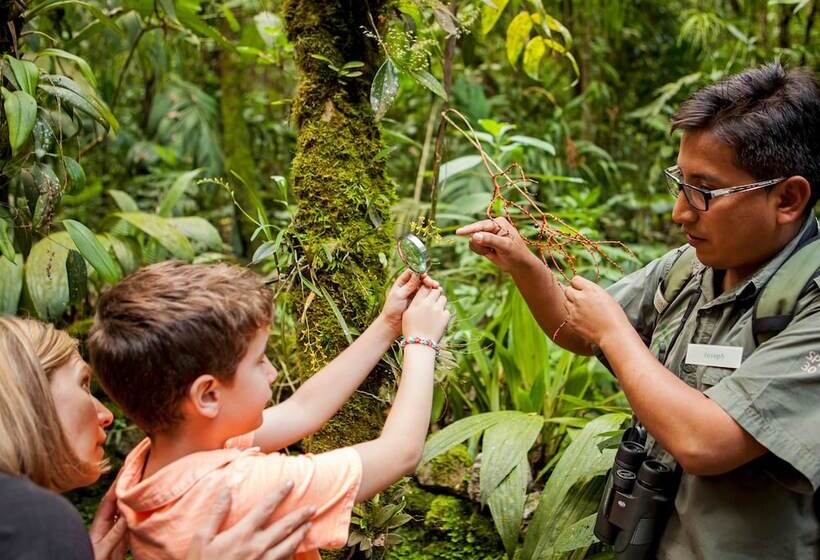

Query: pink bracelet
[398,336,440,355]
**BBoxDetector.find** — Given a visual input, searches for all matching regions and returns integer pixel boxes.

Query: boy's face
[219,326,277,436]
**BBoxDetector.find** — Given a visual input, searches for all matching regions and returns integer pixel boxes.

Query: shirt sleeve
[705,289,820,492]
[230,447,363,552]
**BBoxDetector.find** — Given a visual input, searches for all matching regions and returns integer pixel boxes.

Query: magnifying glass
[397,233,430,274]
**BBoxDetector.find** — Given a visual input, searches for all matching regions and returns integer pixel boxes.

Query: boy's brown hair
[88,261,272,433]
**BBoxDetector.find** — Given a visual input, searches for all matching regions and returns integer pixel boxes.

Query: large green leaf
[421,411,524,465]
[506,12,533,66]
[553,512,598,553]
[107,189,139,212]
[2,88,37,154]
[4,56,39,95]
[0,254,24,314]
[409,69,447,100]
[100,234,140,275]
[24,232,73,321]
[63,219,122,284]
[439,155,483,184]
[114,212,194,260]
[66,249,88,305]
[521,413,629,559]
[488,457,530,558]
[39,74,119,131]
[370,59,399,120]
[38,84,107,129]
[158,169,201,217]
[168,217,222,252]
[37,48,97,87]
[480,414,544,503]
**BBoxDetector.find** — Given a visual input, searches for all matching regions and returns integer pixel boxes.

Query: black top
[0,472,93,559]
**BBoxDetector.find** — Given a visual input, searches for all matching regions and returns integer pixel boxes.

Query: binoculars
[594,426,680,560]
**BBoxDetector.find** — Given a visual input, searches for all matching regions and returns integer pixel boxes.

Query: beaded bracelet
[398,335,440,355]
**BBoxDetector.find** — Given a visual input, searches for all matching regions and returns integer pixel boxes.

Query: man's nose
[671,190,697,224]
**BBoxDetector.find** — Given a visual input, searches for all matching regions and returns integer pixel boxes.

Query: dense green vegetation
[1,0,817,557]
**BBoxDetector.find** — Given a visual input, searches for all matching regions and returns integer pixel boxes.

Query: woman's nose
[95,396,114,428]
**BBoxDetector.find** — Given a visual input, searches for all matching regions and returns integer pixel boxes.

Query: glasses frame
[664,165,786,211]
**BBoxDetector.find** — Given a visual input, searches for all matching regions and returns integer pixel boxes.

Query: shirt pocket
[698,365,735,391]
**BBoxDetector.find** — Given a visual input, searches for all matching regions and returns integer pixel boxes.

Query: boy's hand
[379,269,440,337]
[402,286,450,343]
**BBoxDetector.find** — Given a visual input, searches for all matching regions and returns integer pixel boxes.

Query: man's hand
[187,482,314,560]
[89,485,127,560]
[379,269,439,337]
[563,275,631,348]
[456,218,539,274]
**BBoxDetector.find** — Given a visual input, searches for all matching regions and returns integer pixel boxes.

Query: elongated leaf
[5,56,39,95]
[108,189,139,212]
[101,234,140,275]
[251,239,277,265]
[0,218,15,263]
[158,169,201,217]
[509,134,556,155]
[62,157,86,192]
[63,219,121,284]
[488,457,529,558]
[409,69,447,100]
[370,59,399,120]
[523,37,546,80]
[432,1,459,35]
[521,413,628,559]
[38,48,97,87]
[319,285,353,344]
[439,155,483,184]
[39,74,118,131]
[168,217,222,252]
[159,0,177,21]
[481,0,510,35]
[66,249,88,305]
[24,232,73,321]
[0,253,24,314]
[506,12,533,66]
[38,84,107,129]
[24,0,122,35]
[421,411,524,464]
[480,414,543,503]
[114,212,194,260]
[2,88,37,154]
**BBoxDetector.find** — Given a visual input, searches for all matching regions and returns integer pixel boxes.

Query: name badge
[685,344,743,369]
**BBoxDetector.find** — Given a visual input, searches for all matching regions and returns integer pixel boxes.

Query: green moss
[386,493,505,560]
[417,444,474,494]
[282,0,396,450]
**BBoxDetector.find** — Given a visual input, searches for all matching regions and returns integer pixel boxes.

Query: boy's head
[88,261,276,436]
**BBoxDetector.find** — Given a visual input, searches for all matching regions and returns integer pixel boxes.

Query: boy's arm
[253,271,435,453]
[253,316,397,452]
[352,287,449,502]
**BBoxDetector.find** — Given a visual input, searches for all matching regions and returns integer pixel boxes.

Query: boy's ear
[187,375,221,419]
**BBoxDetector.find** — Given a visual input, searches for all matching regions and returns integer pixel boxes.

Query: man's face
[672,130,782,271]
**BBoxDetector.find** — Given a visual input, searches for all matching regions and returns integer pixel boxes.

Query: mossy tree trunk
[283,0,395,451]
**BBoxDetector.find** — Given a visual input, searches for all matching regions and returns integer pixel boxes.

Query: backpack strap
[661,246,697,305]
[753,234,820,345]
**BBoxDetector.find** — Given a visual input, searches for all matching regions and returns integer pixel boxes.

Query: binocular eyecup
[593,429,680,560]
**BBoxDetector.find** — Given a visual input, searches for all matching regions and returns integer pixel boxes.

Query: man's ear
[187,375,221,419]
[775,176,812,224]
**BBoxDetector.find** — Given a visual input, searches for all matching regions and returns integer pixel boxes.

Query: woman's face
[49,352,113,484]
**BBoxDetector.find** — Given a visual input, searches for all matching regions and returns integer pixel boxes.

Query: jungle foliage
[1,0,817,557]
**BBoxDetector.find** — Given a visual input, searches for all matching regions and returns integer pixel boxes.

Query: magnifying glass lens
[397,234,430,274]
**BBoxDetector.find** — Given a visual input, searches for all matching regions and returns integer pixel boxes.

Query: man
[457,63,820,558]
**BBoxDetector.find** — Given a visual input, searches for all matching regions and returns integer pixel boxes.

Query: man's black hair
[671,62,820,209]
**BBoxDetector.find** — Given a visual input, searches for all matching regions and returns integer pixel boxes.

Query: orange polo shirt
[114,434,362,559]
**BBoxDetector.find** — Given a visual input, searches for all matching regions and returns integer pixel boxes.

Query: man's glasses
[665,165,786,211]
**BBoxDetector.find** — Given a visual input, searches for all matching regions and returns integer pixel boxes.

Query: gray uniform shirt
[605,215,820,559]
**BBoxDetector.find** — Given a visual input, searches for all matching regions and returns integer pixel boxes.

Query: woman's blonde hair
[0,316,101,491]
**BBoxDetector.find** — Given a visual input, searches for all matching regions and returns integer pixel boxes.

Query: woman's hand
[563,275,630,349]
[456,218,539,275]
[89,485,127,560]
[403,286,450,343]
[187,481,314,560]
[379,269,439,337]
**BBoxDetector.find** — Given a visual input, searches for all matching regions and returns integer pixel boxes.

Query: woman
[0,316,309,559]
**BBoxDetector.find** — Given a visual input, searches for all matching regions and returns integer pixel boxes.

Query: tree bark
[282,0,395,452]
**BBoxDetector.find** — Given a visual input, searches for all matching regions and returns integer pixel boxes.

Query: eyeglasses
[664,165,786,211]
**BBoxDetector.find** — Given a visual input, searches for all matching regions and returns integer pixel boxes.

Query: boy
[88,261,449,559]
